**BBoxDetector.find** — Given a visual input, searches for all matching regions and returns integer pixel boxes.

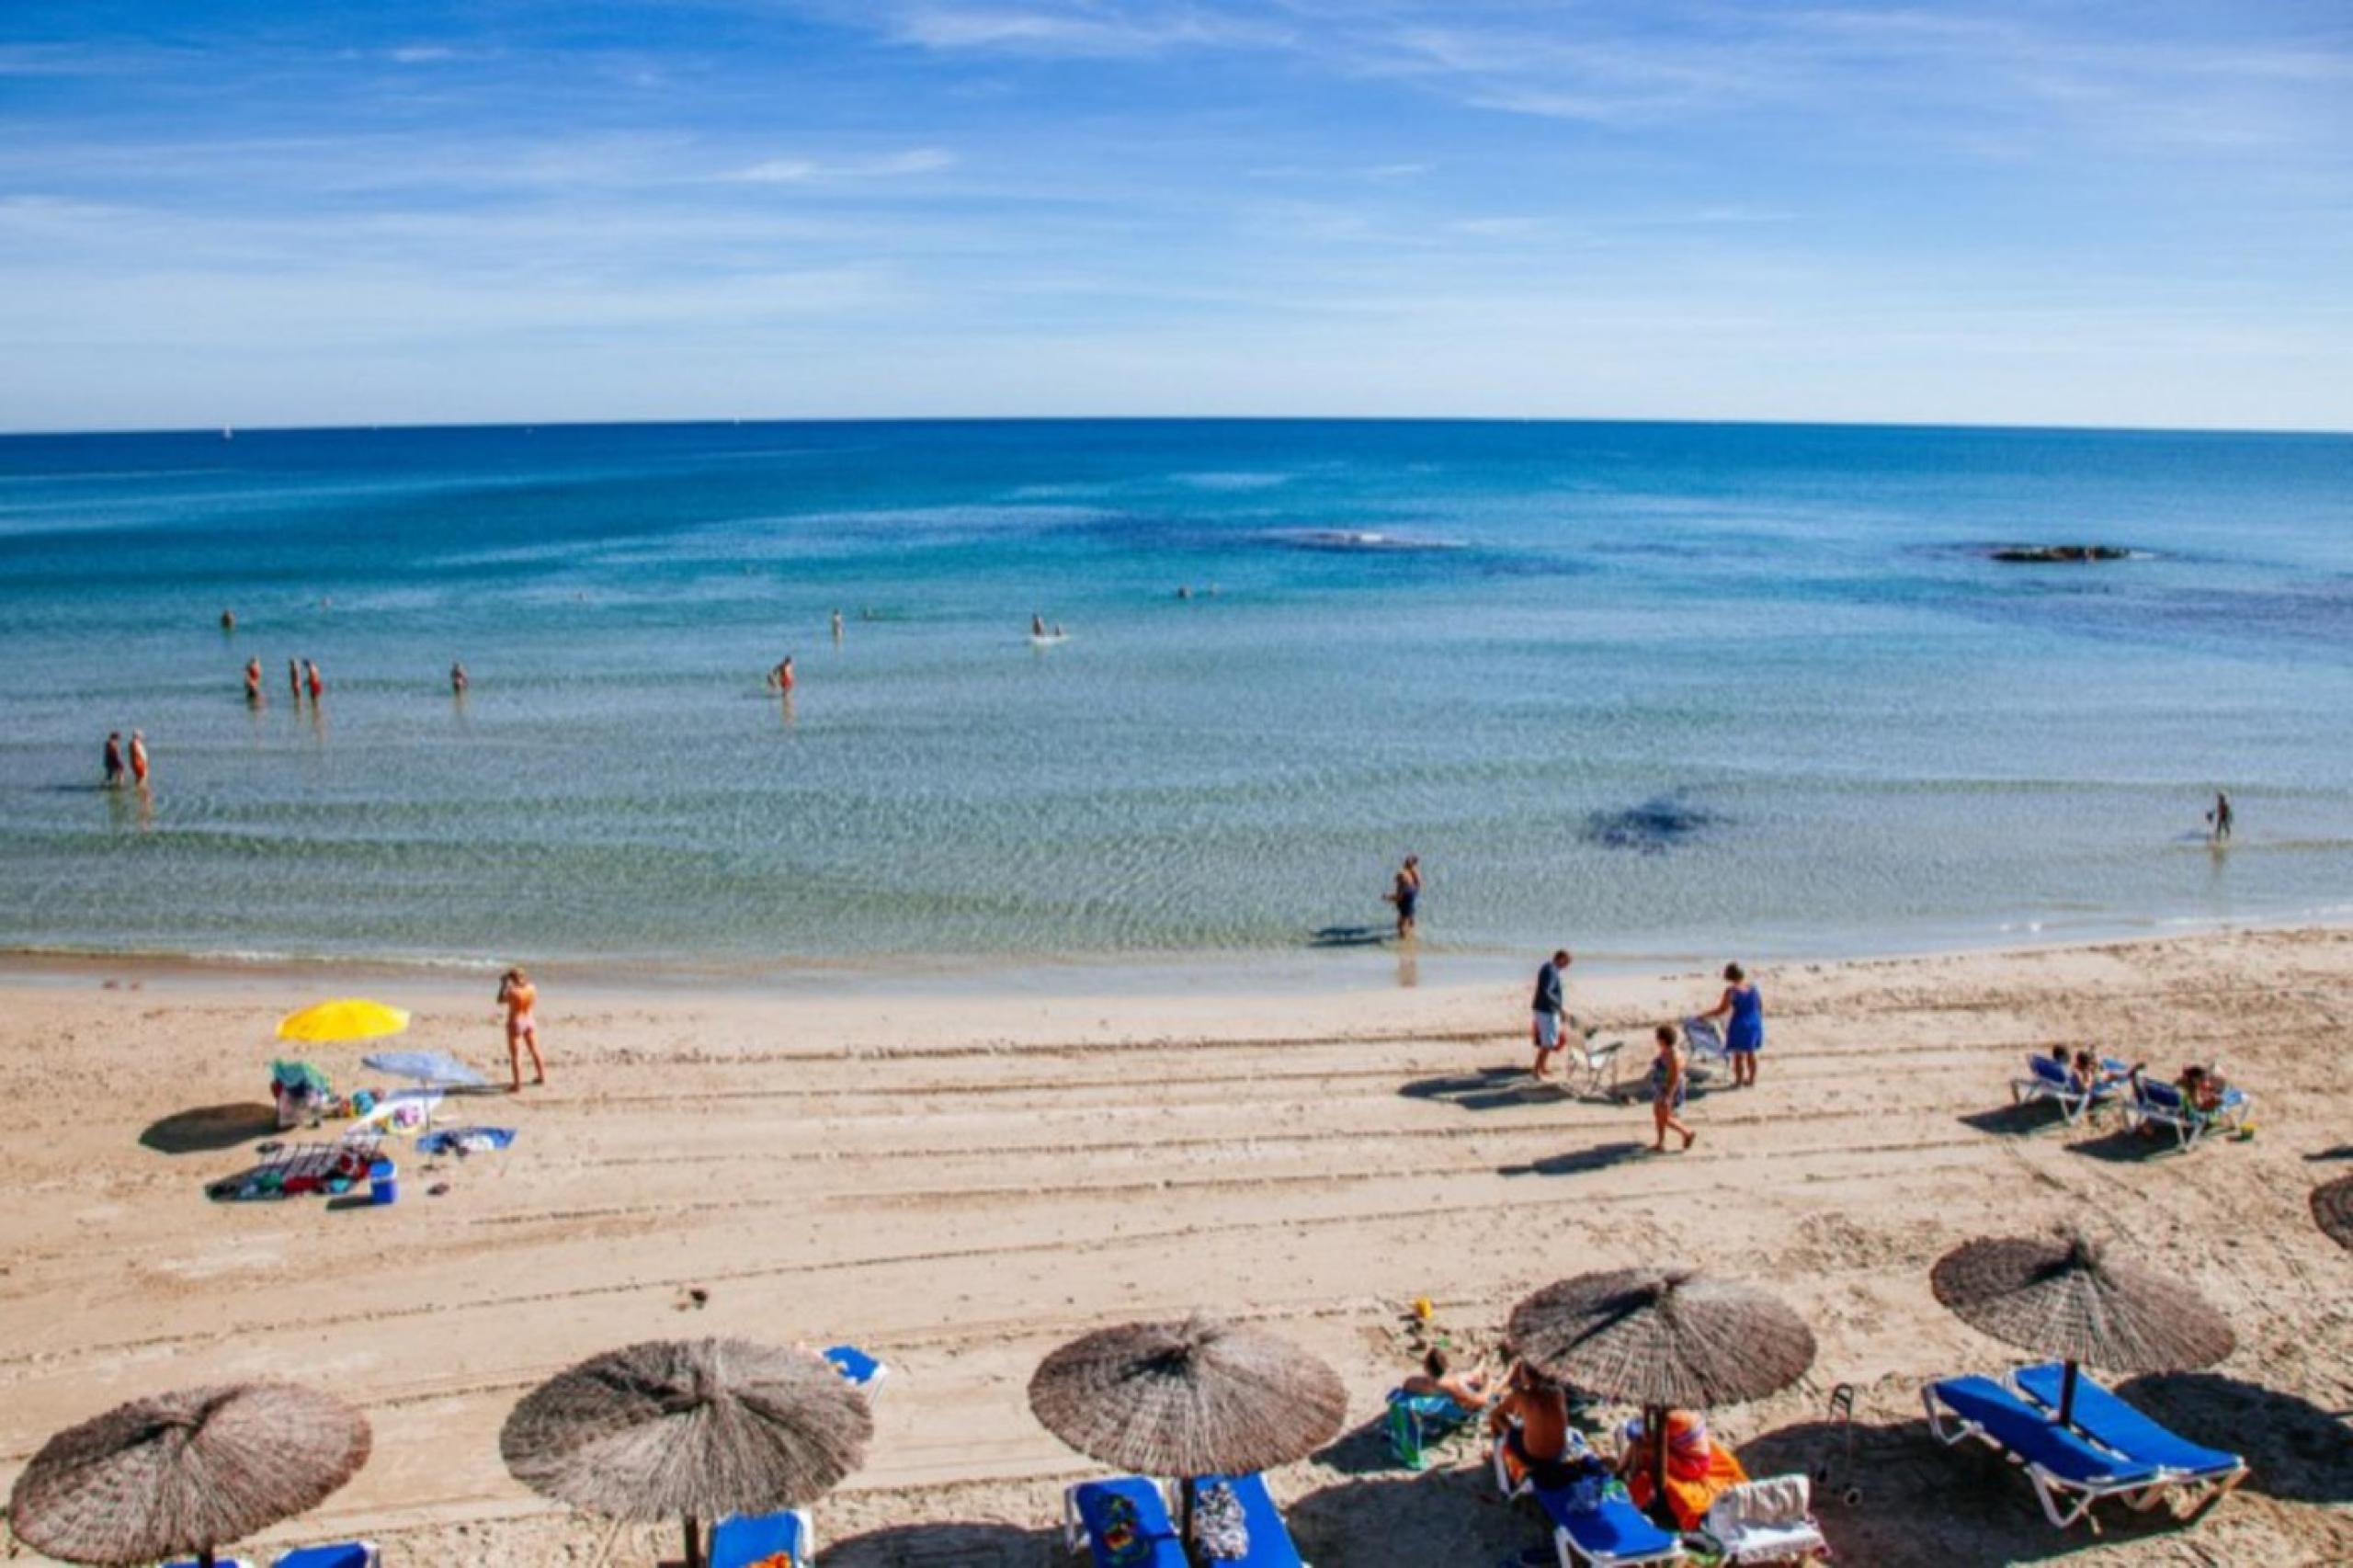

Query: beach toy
[369,1157,398,1206]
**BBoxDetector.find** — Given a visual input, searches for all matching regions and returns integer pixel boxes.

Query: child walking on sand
[1649,1023,1695,1152]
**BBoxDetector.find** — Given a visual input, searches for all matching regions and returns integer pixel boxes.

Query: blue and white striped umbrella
[361,1050,490,1089]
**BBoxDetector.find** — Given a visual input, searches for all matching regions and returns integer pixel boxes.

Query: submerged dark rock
[1581,792,1721,854]
[1989,544,2132,563]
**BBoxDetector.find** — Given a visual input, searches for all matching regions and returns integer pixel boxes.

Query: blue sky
[3,1,2349,431]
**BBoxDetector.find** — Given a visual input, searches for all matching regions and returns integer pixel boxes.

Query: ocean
[2,418,2348,975]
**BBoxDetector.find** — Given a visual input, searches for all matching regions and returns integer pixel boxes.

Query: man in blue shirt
[1530,949,1572,1079]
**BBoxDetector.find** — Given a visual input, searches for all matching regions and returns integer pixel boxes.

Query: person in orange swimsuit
[128,730,150,787]
[1619,1410,1747,1529]
[305,661,324,701]
[244,657,263,703]
[498,968,545,1091]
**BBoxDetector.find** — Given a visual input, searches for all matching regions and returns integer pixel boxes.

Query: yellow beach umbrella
[276,998,411,1044]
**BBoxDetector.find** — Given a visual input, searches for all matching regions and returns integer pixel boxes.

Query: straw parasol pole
[1930,1231,2235,1426]
[501,1338,870,1568]
[1507,1267,1816,1514]
[1029,1315,1347,1550]
[2312,1174,2353,1252]
[8,1383,370,1568]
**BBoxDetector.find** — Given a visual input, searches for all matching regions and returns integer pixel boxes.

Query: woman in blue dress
[1699,962,1765,1088]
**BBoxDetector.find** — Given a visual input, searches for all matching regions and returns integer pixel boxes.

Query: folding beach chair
[1922,1376,2164,1528]
[710,1508,812,1568]
[1192,1472,1308,1567]
[272,1546,379,1568]
[1681,1017,1730,1085]
[1702,1474,1826,1563]
[1561,1033,1631,1100]
[1535,1481,1688,1568]
[2009,1055,2127,1125]
[1386,1389,1473,1469]
[2009,1364,2246,1511]
[1063,1476,1188,1567]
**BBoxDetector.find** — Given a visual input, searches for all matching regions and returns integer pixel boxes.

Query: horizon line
[6,413,2352,442]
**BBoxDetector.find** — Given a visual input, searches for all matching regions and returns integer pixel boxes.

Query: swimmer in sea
[450,661,469,695]
[220,608,235,631]
[1031,612,1047,638]
[128,730,149,787]
[103,732,126,789]
[289,659,303,703]
[244,657,263,702]
[2209,790,2234,845]
[497,967,545,1091]
[768,655,795,692]
[305,661,324,701]
[832,609,844,642]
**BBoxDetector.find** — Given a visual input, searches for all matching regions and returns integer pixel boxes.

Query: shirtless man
[103,732,126,789]
[244,657,264,703]
[498,968,546,1091]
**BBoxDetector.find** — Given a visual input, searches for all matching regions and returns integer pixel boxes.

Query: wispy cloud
[892,5,1290,58]
[723,146,959,184]
[387,45,462,65]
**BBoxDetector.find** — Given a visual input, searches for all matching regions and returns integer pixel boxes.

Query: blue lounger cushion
[1535,1483,1683,1565]
[1070,1477,1188,1568]
[1194,1472,1305,1568]
[274,1548,378,1568]
[1930,1378,2160,1487]
[710,1509,810,1568]
[2010,1365,2244,1481]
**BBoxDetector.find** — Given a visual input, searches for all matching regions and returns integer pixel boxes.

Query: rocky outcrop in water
[1989,544,2131,563]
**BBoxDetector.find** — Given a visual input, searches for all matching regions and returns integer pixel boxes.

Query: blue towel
[2010,1365,2243,1480]
[274,1548,374,1568]
[710,1510,806,1568]
[415,1126,517,1155]
[823,1344,883,1386]
[1071,1478,1187,1568]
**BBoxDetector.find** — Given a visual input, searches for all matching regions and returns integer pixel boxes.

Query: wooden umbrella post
[1648,1404,1670,1524]
[683,1513,702,1568]
[2057,1361,2080,1429]
[1179,1477,1197,1562]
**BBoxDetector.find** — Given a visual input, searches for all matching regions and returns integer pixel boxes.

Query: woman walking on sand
[1696,962,1764,1088]
[498,967,545,1092]
[1649,1023,1695,1152]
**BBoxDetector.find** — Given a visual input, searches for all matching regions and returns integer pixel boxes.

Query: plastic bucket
[369,1158,398,1206]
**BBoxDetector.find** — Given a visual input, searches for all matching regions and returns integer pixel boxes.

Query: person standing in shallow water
[102,732,126,789]
[128,730,149,788]
[450,661,469,696]
[1696,962,1764,1088]
[288,658,302,704]
[304,661,324,702]
[1386,854,1422,941]
[244,657,263,703]
[2209,790,2234,844]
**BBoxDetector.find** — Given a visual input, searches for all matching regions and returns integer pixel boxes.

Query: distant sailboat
[221,426,234,441]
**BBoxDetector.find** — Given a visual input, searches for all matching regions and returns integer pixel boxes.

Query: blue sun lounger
[1193,1472,1308,1567]
[2122,1077,2251,1150]
[2010,1364,2246,1508]
[710,1507,812,1568]
[1063,1476,1188,1568]
[1534,1482,1687,1568]
[274,1548,379,1568]
[822,1343,889,1395]
[2010,1054,2128,1124]
[1923,1376,2165,1528]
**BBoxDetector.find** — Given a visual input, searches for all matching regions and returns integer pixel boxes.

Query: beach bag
[1387,1390,1468,1469]
[1194,1482,1250,1560]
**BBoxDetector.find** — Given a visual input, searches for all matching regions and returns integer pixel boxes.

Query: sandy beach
[2,928,2347,1566]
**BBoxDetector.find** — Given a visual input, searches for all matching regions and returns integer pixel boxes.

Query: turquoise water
[2,419,2349,970]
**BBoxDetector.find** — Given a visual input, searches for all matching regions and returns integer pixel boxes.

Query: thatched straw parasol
[500,1338,871,1568]
[8,1382,369,1567]
[1029,1316,1346,1544]
[1930,1231,2235,1425]
[1508,1267,1816,1509]
[2312,1174,2353,1252]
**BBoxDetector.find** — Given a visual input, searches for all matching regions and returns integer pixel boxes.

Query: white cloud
[726,146,958,184]
[388,45,461,64]
[892,6,1290,58]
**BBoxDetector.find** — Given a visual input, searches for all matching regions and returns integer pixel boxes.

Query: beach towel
[416,1126,517,1156]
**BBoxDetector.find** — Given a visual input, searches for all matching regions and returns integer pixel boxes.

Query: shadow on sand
[1498,1142,1652,1179]
[1400,1067,1565,1113]
[819,1520,1059,1566]
[2115,1372,2353,1505]
[1290,1463,1537,1564]
[1737,1414,2234,1563]
[1956,1101,2072,1139]
[2063,1125,2187,1164]
[140,1102,278,1154]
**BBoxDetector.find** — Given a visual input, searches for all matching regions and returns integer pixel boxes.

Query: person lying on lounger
[1402,1346,1495,1413]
